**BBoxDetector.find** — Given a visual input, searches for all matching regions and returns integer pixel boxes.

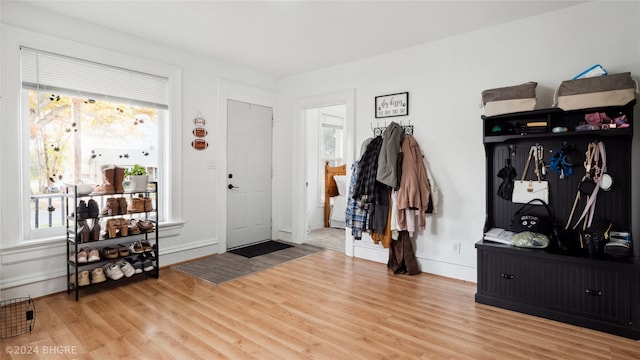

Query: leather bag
[512,145,549,204]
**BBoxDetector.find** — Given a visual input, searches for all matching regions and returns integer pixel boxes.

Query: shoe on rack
[117,259,136,278]
[129,241,144,254]
[94,165,116,194]
[103,263,124,280]
[128,219,141,235]
[71,270,90,286]
[75,220,91,243]
[117,197,128,215]
[87,199,100,218]
[117,244,129,257]
[89,218,101,242]
[128,197,144,213]
[101,197,119,216]
[86,248,101,262]
[126,257,143,274]
[76,200,90,220]
[119,222,129,237]
[143,197,153,212]
[113,166,125,194]
[102,247,119,259]
[136,255,154,272]
[140,240,153,252]
[91,267,107,283]
[105,219,118,239]
[137,220,154,233]
[76,249,88,263]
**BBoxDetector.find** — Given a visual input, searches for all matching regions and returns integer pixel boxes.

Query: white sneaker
[103,263,124,280]
[117,260,136,278]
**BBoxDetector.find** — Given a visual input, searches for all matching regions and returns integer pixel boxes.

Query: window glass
[318,118,344,204]
[27,90,160,230]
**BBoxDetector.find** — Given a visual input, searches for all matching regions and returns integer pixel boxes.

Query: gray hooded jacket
[376,121,404,188]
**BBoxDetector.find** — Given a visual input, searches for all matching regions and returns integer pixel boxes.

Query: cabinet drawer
[478,251,551,304]
[552,264,632,325]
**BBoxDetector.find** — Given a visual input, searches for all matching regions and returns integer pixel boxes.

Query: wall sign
[191,111,209,150]
[375,92,409,118]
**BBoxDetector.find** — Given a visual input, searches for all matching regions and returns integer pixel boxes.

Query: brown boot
[113,166,125,193]
[94,165,115,194]
[143,197,153,212]
[117,197,128,215]
[100,197,119,216]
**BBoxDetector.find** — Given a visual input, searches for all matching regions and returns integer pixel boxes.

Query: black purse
[510,199,555,236]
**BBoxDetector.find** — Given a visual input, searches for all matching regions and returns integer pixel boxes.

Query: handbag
[511,198,555,236]
[512,145,549,204]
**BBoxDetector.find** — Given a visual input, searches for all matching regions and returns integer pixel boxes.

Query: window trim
[14,44,182,243]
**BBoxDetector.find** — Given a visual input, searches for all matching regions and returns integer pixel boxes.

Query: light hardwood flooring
[2,251,639,359]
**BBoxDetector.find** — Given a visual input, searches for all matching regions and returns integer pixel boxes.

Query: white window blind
[21,46,169,109]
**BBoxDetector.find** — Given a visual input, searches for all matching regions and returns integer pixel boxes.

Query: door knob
[228,184,239,189]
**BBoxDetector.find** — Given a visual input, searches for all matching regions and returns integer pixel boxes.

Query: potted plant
[125,164,148,192]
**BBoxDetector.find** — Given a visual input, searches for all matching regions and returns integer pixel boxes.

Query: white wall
[2,1,639,299]
[277,1,640,282]
[0,2,278,298]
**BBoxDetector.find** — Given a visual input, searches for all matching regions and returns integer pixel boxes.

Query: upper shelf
[482,100,636,143]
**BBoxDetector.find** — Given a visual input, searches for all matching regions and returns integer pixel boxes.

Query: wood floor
[2,251,639,359]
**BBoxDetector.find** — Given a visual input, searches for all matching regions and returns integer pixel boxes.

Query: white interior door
[227,99,273,249]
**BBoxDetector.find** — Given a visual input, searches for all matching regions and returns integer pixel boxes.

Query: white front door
[226,99,273,249]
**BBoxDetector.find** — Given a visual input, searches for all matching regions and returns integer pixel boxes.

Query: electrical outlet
[452,241,461,254]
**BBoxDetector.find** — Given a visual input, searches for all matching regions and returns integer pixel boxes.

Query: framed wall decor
[375,92,409,118]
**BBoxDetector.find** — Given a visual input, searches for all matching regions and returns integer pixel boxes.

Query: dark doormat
[229,240,293,258]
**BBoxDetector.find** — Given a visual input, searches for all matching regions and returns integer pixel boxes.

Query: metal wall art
[191,112,208,151]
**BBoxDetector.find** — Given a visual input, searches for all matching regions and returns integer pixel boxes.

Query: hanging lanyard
[571,141,607,230]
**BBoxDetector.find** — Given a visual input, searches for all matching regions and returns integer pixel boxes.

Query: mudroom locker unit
[475,100,640,339]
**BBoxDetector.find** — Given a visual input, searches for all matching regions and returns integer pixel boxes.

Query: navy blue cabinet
[476,101,639,339]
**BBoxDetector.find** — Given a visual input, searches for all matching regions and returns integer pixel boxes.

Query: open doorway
[304,104,346,252]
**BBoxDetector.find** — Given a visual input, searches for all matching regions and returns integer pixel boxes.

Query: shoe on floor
[91,267,107,283]
[103,263,124,281]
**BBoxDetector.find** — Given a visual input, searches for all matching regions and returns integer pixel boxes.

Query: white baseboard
[352,241,477,283]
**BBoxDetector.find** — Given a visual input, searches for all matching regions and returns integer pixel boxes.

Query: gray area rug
[173,242,323,284]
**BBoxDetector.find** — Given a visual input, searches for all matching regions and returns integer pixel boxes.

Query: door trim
[218,79,277,253]
[292,89,356,256]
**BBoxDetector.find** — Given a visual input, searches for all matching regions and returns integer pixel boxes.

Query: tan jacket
[396,135,431,229]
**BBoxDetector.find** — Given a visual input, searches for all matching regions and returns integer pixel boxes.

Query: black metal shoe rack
[66,181,159,301]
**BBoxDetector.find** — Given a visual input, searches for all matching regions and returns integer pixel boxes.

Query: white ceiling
[18,1,583,78]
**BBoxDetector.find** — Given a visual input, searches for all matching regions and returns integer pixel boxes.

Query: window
[318,112,344,204]
[21,47,169,237]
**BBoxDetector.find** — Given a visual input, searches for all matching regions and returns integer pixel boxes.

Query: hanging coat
[376,121,404,189]
[396,135,431,230]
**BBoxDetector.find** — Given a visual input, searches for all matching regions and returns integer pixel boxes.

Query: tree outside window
[28,91,159,230]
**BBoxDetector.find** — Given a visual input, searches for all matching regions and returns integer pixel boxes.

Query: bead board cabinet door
[226,99,273,249]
